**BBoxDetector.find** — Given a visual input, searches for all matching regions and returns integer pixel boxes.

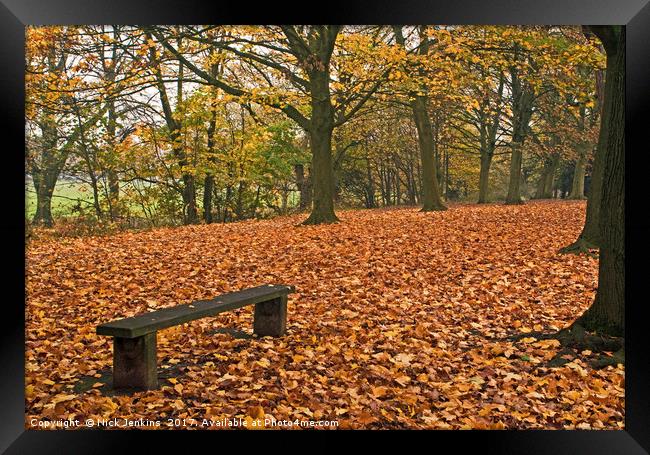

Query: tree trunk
[223,182,232,223]
[251,185,261,218]
[31,113,63,227]
[87,167,103,219]
[303,168,313,210]
[407,163,416,205]
[204,106,217,224]
[478,152,492,203]
[534,153,560,199]
[560,62,611,250]
[568,146,588,199]
[579,67,607,243]
[577,144,605,246]
[203,175,214,223]
[506,146,525,204]
[365,155,376,208]
[235,181,245,219]
[73,102,103,220]
[411,96,447,211]
[533,166,547,199]
[32,173,56,227]
[562,81,608,248]
[280,184,288,214]
[181,175,199,224]
[302,70,338,224]
[393,26,446,212]
[102,35,120,221]
[544,154,560,198]
[505,52,534,205]
[571,26,625,337]
[171,127,199,225]
[394,164,401,205]
[147,33,199,225]
[478,73,504,204]
[294,163,312,211]
[107,102,120,220]
[382,161,392,205]
[444,147,450,201]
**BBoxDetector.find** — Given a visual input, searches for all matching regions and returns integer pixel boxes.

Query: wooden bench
[96,284,294,390]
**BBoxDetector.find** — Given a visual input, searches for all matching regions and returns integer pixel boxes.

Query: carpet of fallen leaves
[25,200,624,430]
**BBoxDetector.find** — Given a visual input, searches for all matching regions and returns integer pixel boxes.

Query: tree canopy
[26,25,604,229]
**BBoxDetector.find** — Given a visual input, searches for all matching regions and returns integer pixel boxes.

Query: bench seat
[97,284,295,338]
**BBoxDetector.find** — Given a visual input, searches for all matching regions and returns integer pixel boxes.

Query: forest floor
[25,200,624,430]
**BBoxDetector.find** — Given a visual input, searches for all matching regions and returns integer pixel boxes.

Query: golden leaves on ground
[25,201,623,429]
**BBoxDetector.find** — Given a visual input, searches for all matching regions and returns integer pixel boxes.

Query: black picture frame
[3,0,649,452]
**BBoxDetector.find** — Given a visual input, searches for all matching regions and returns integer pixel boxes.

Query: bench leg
[253,295,287,337]
[112,332,158,390]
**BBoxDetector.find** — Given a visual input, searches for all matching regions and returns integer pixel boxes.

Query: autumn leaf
[247,405,265,419]
[358,412,378,425]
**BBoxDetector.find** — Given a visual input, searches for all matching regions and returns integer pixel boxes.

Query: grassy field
[25,179,94,219]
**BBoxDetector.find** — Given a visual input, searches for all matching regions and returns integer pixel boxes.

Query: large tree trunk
[506,146,524,204]
[571,26,625,337]
[561,75,608,251]
[411,96,447,211]
[572,144,605,248]
[477,151,492,203]
[302,69,338,224]
[579,139,606,246]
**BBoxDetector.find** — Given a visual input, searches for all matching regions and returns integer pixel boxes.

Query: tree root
[589,348,625,369]
[555,324,623,351]
[300,212,340,226]
[546,348,575,368]
[558,237,598,257]
[502,324,624,369]
[472,325,624,369]
[543,324,624,369]
[420,204,448,212]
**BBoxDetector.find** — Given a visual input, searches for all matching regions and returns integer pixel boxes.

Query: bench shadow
[207,327,254,339]
[74,327,253,396]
